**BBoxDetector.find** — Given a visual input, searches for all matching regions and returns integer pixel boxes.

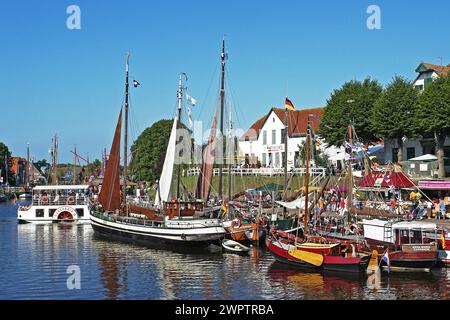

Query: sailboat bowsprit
[90,53,226,248]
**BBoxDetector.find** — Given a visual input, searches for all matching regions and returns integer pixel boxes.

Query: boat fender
[68,196,75,205]
[181,233,186,240]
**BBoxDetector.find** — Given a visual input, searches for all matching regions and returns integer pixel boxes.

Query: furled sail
[98,109,122,211]
[154,117,178,208]
[195,111,218,202]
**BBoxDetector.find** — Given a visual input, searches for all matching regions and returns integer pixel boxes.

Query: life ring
[42,196,49,205]
[68,196,75,205]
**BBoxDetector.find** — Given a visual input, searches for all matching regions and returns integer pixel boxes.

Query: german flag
[284,97,295,111]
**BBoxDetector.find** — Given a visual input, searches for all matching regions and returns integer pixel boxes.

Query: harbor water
[1,201,450,300]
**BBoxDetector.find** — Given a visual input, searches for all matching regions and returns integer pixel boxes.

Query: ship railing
[112,214,161,227]
[185,167,327,177]
[32,195,89,206]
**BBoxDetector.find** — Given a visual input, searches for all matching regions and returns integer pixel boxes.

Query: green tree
[371,76,419,162]
[318,78,383,146]
[129,119,174,183]
[0,142,15,185]
[413,74,450,178]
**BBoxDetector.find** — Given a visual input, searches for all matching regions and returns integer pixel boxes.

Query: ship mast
[123,53,130,212]
[73,144,77,184]
[26,143,30,187]
[283,107,289,203]
[176,73,187,209]
[304,117,311,234]
[347,121,354,214]
[227,111,232,203]
[218,38,226,200]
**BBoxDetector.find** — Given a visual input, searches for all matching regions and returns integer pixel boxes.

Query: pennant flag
[442,230,446,250]
[133,80,140,87]
[284,97,295,111]
[186,94,198,106]
[382,248,391,273]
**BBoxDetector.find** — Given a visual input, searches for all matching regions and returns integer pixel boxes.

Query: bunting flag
[284,97,295,111]
[133,80,140,87]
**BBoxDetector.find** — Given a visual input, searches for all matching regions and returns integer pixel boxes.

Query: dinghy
[222,239,251,254]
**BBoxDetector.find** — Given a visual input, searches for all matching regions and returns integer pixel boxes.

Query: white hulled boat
[17,185,92,224]
[90,53,225,248]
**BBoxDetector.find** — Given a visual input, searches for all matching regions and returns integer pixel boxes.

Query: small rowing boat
[222,239,251,254]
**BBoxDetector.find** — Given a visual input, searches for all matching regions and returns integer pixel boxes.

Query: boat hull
[323,255,370,273]
[90,213,226,248]
[365,239,438,271]
[265,238,321,270]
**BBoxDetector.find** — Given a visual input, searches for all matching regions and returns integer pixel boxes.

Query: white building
[384,61,450,175]
[238,107,339,169]
[413,62,450,92]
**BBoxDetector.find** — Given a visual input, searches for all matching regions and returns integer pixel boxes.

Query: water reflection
[1,202,450,300]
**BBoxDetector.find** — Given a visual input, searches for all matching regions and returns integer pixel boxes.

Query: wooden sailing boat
[265,117,370,273]
[90,53,226,248]
[203,39,265,243]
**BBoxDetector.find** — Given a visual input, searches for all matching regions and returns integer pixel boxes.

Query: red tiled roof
[240,107,325,140]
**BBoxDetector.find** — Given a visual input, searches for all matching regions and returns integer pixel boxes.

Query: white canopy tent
[408,154,437,161]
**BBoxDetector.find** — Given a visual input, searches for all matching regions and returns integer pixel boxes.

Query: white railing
[184,167,326,178]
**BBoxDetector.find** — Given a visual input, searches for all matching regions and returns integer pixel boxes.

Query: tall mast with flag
[123,53,130,212]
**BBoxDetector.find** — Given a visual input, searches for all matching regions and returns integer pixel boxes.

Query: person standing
[440,198,447,220]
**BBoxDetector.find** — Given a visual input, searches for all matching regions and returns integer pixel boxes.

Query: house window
[263,131,267,145]
[415,84,424,92]
[36,209,44,218]
[407,147,415,160]
[281,129,286,144]
[392,148,398,163]
[275,152,280,167]
[262,153,267,166]
[272,130,276,145]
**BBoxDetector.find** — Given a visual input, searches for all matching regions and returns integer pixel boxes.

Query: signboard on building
[264,145,284,152]
[418,181,450,190]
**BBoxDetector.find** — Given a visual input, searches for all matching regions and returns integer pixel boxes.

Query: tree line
[318,74,450,178]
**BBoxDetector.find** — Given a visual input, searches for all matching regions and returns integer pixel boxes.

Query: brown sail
[195,111,218,202]
[98,109,122,211]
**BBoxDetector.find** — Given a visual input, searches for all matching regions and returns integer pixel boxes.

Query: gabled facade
[413,62,450,92]
[238,107,337,169]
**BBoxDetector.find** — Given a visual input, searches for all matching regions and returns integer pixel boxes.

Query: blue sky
[0,0,449,163]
